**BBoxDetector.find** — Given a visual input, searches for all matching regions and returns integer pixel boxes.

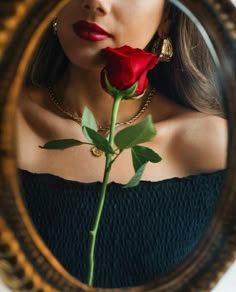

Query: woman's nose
[82,0,111,15]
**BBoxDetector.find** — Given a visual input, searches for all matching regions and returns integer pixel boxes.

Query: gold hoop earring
[152,37,173,62]
[52,17,57,35]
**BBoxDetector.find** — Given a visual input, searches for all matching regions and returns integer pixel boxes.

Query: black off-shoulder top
[18,169,226,289]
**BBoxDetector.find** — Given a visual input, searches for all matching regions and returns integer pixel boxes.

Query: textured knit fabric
[18,169,226,289]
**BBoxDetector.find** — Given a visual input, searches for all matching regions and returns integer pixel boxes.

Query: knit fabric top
[18,169,226,289]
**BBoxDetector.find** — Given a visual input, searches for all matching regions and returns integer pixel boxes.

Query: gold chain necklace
[47,85,156,157]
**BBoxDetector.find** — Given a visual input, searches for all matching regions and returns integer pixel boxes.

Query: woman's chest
[16,106,189,183]
[17,137,183,183]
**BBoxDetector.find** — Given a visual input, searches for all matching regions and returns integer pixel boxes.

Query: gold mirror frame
[0,0,235,291]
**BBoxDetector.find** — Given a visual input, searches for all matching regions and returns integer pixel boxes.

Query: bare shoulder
[16,85,62,140]
[17,85,49,113]
[16,85,46,134]
[16,85,58,128]
[171,111,228,173]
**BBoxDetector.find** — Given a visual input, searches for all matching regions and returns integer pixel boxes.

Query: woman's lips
[72,20,112,42]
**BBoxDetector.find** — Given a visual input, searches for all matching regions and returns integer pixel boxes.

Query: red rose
[101,46,158,99]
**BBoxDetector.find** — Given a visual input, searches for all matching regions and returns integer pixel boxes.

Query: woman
[17,0,227,288]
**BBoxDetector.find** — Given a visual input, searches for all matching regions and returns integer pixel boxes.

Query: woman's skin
[16,0,227,184]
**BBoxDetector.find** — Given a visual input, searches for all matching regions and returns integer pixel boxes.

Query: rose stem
[87,96,123,286]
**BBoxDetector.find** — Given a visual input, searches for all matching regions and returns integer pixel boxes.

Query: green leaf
[131,145,162,172]
[114,115,156,149]
[82,107,98,131]
[122,164,147,188]
[83,127,114,154]
[39,139,85,150]
[81,107,98,142]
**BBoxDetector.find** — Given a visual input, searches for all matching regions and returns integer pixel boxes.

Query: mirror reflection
[16,0,228,289]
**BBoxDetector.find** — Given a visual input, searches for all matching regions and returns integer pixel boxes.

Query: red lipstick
[72,20,112,41]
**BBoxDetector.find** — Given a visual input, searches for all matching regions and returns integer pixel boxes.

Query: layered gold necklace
[47,85,156,157]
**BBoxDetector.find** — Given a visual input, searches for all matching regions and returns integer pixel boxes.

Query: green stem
[111,150,123,166]
[87,96,123,286]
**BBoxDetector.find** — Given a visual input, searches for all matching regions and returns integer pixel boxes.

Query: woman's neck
[56,65,149,127]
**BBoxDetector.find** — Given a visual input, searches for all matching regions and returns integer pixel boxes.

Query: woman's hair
[27,3,224,116]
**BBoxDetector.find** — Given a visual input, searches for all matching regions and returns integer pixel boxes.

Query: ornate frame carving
[0,0,235,291]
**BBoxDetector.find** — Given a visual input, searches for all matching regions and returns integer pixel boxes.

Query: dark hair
[27,3,224,116]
